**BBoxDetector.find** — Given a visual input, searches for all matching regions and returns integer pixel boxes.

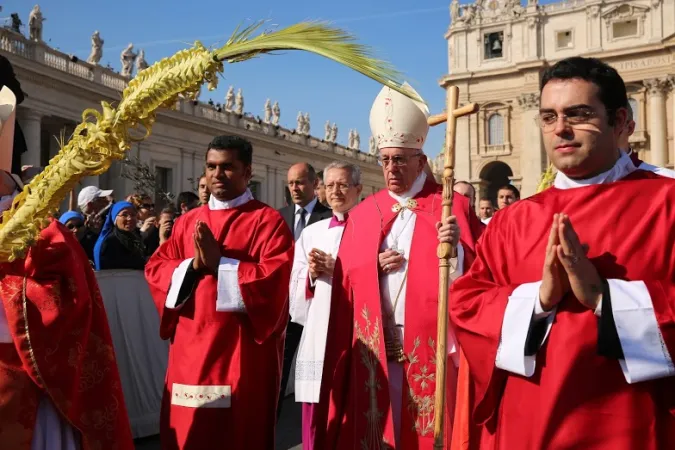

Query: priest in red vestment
[317,83,484,450]
[0,86,134,449]
[450,56,675,450]
[145,135,294,450]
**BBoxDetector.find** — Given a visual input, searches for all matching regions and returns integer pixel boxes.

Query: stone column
[455,115,471,181]
[517,93,543,198]
[17,109,43,167]
[644,78,669,168]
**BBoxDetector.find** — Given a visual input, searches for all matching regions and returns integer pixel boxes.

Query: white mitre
[369,82,429,150]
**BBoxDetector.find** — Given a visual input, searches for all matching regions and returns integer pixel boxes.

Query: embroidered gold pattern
[355,305,391,450]
[405,336,437,436]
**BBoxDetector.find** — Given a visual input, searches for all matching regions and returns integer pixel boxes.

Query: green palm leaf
[213,21,422,103]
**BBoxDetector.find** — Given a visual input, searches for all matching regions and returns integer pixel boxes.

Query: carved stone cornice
[644,78,670,95]
[586,5,601,18]
[526,15,540,28]
[517,92,540,110]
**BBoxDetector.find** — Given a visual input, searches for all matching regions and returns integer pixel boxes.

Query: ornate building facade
[1,27,383,210]
[443,0,675,201]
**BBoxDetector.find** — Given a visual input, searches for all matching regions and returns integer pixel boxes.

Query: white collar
[295,197,317,215]
[333,205,355,221]
[208,189,254,210]
[553,151,636,190]
[388,172,427,203]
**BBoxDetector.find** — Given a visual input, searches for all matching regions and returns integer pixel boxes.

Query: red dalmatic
[318,179,484,450]
[0,220,134,450]
[145,200,293,450]
[450,170,675,450]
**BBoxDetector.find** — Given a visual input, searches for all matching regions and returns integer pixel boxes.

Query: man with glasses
[277,162,332,417]
[288,161,362,449]
[317,83,484,449]
[451,57,675,448]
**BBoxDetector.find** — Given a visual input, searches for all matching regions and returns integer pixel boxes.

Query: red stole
[324,180,480,449]
[0,220,133,450]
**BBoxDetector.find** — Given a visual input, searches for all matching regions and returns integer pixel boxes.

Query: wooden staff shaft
[433,85,459,449]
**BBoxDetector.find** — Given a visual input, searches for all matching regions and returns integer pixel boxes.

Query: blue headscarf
[58,210,84,225]
[93,201,134,270]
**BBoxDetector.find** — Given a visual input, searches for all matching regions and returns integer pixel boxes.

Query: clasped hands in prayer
[192,220,222,273]
[539,213,603,312]
[378,216,460,274]
[308,249,335,279]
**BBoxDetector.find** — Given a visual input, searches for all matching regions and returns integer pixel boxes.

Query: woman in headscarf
[93,201,147,270]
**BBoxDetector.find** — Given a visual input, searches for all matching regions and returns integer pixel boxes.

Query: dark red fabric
[0,220,133,450]
[144,201,293,450]
[450,170,675,449]
[317,180,484,449]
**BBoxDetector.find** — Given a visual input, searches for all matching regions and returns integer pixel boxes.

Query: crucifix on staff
[428,85,479,449]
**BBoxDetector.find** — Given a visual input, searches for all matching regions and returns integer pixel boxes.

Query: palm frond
[536,163,556,193]
[214,21,422,103]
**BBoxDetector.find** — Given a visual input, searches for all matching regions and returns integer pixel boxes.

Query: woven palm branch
[536,163,556,193]
[0,21,418,261]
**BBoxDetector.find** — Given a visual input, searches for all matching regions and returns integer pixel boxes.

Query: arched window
[488,113,504,145]
[628,98,638,127]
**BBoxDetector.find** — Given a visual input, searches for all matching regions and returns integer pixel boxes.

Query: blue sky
[3,1,552,160]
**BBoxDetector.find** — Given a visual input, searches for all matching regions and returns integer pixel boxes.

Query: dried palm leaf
[536,163,556,193]
[0,21,417,260]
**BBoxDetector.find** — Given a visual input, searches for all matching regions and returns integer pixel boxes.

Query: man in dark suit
[277,162,332,417]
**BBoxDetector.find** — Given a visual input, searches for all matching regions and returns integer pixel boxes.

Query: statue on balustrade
[9,13,22,34]
[234,88,244,115]
[450,0,460,22]
[272,101,280,125]
[324,120,331,141]
[303,112,310,135]
[136,49,149,72]
[347,129,354,148]
[120,43,137,78]
[352,129,360,150]
[225,86,234,111]
[368,135,377,155]
[87,31,104,65]
[263,99,272,123]
[296,111,306,134]
[28,5,45,42]
[330,123,338,143]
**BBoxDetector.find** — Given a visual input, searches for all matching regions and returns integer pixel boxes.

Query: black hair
[479,196,494,204]
[497,184,520,199]
[176,191,199,210]
[540,57,627,125]
[316,170,324,183]
[206,135,253,166]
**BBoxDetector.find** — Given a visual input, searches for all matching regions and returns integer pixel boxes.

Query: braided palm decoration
[0,21,419,261]
[536,163,556,193]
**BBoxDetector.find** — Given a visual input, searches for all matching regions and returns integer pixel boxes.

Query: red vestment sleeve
[237,212,294,344]
[449,222,518,424]
[0,220,134,449]
[145,215,191,340]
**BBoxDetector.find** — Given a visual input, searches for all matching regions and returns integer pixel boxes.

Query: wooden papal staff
[427,85,478,449]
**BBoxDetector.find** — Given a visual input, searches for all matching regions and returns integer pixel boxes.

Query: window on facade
[248,180,261,200]
[154,166,173,208]
[488,114,504,145]
[556,30,573,49]
[613,20,638,39]
[484,32,503,60]
[628,98,638,128]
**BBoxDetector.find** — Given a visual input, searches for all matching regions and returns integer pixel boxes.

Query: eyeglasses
[325,183,354,192]
[535,108,600,132]
[141,203,155,209]
[66,222,84,230]
[377,153,423,167]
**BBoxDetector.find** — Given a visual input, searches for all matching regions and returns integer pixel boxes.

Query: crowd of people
[1,52,674,450]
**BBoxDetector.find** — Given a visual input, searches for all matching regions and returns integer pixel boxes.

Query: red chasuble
[144,200,293,450]
[450,170,675,450]
[0,220,134,450]
[318,179,484,450]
